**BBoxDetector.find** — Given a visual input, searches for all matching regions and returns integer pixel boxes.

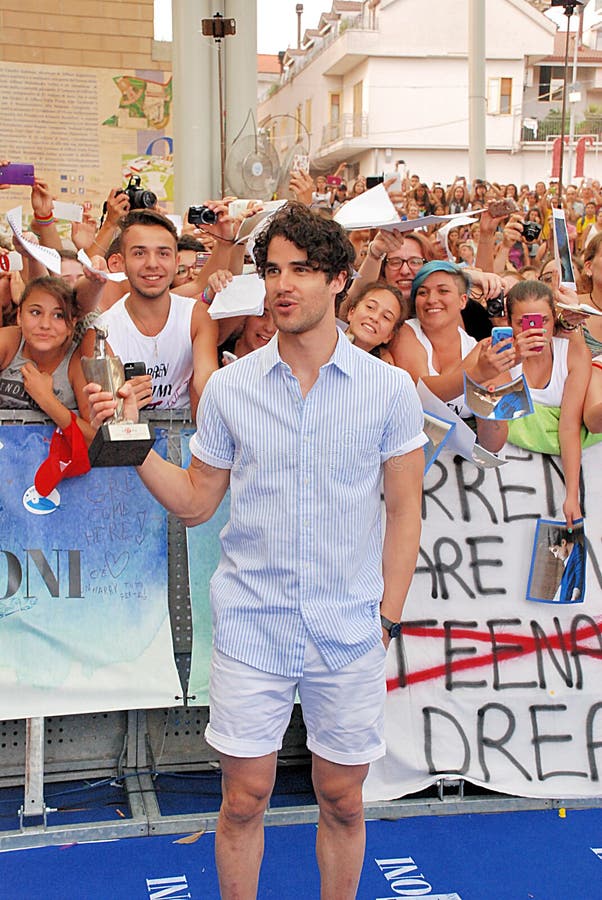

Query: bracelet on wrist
[33,215,56,227]
[368,241,385,261]
[557,313,578,332]
[201,286,213,305]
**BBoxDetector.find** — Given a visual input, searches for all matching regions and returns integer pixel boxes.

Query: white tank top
[510,336,569,408]
[406,318,477,418]
[95,293,194,409]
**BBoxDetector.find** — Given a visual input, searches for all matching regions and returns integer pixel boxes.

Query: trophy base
[88,422,156,468]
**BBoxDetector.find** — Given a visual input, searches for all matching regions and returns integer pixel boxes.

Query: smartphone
[521,313,543,332]
[366,175,384,189]
[124,361,147,380]
[488,198,517,218]
[0,163,35,186]
[491,326,513,352]
[384,171,402,192]
[326,175,341,186]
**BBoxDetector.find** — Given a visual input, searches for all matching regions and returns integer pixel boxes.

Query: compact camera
[188,205,218,226]
[522,221,542,243]
[486,291,505,318]
[118,174,157,210]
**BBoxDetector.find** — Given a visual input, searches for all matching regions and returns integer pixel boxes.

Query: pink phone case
[521,313,543,331]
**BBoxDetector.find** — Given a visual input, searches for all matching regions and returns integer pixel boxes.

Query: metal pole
[217,38,226,199]
[557,9,574,207]
[296,4,303,49]
[468,0,487,185]
[567,5,583,182]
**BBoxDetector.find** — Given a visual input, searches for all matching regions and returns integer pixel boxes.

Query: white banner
[365,442,602,800]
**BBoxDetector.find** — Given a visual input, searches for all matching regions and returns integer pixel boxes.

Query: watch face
[390,622,401,639]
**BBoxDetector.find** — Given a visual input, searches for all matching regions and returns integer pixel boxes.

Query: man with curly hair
[86,202,426,899]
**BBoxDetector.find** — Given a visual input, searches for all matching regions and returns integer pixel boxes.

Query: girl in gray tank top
[0,277,81,419]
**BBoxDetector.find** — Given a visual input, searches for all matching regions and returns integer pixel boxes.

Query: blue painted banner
[0,425,182,718]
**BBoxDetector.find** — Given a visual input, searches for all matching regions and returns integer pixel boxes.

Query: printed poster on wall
[365,442,602,802]
[0,425,182,718]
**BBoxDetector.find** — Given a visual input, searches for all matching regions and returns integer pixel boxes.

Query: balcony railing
[321,114,369,148]
[522,117,602,142]
[281,14,375,85]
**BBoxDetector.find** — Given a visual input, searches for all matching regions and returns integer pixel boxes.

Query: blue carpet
[1,807,602,898]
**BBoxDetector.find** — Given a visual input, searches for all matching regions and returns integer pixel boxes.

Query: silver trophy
[81,326,155,467]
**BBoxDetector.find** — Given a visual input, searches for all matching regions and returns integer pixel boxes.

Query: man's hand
[501,213,524,248]
[104,188,130,228]
[193,200,236,244]
[84,381,139,429]
[290,170,315,205]
[127,374,153,410]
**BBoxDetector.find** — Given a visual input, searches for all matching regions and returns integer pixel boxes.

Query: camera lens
[200,207,217,225]
[130,189,157,209]
[486,293,505,318]
[522,221,542,243]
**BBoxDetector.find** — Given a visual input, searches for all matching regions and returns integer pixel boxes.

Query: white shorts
[205,635,387,766]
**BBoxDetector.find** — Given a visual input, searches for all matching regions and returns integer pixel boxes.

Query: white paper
[417,379,506,468]
[234,201,287,246]
[334,186,486,233]
[557,301,602,317]
[6,250,23,272]
[6,206,62,275]
[333,183,399,230]
[166,214,182,235]
[77,248,128,282]
[208,272,265,320]
[52,200,83,223]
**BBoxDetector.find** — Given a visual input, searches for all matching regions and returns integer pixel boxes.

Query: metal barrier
[0,411,600,849]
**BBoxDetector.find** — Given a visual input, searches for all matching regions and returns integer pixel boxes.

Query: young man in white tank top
[78,209,218,417]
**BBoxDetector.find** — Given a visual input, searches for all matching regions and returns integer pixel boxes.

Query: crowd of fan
[0,156,601,524]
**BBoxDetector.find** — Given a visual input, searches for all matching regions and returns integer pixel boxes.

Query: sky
[256,0,332,54]
[155,2,593,55]
[155,1,371,54]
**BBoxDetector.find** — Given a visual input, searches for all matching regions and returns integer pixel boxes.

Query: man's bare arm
[380,448,424,634]
[85,380,230,525]
[137,451,230,526]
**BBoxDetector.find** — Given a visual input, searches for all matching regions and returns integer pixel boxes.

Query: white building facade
[259,0,602,187]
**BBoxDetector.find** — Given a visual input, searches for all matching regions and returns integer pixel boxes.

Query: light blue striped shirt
[190,329,426,677]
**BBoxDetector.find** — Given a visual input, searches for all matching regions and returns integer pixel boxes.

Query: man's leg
[312,754,370,900]
[215,751,277,900]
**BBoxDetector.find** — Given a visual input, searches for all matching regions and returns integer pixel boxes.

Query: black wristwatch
[380,614,401,639]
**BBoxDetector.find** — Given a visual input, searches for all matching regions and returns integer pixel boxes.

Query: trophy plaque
[81,326,155,467]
